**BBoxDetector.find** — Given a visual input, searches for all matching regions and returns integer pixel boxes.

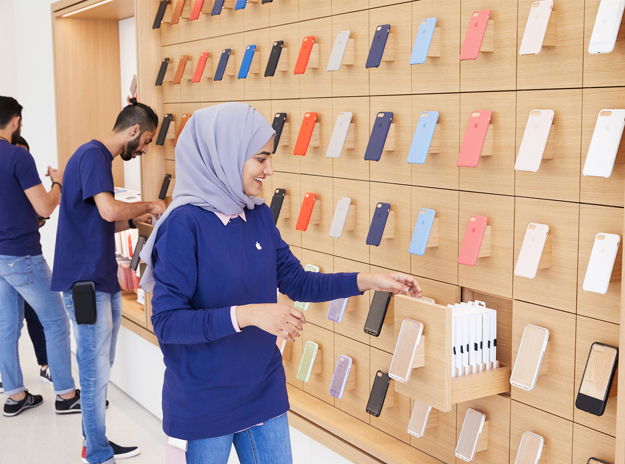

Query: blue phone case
[211,0,225,15]
[235,0,247,10]
[214,49,231,81]
[329,355,352,399]
[366,24,391,68]
[364,112,393,161]
[327,298,349,323]
[410,18,437,65]
[238,45,256,79]
[366,202,391,247]
[407,111,439,165]
[409,208,436,256]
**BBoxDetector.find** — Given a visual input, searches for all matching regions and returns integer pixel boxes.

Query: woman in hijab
[141,103,422,464]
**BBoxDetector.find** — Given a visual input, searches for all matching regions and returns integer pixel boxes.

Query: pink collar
[214,211,247,226]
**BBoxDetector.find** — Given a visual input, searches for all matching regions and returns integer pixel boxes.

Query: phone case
[270,188,286,225]
[271,113,287,153]
[129,75,137,100]
[73,281,97,325]
[407,111,439,165]
[589,0,625,54]
[410,18,437,65]
[192,53,209,83]
[264,41,284,77]
[130,235,147,272]
[583,110,625,178]
[327,30,350,71]
[515,110,555,172]
[211,0,225,15]
[190,0,204,20]
[156,114,172,146]
[366,370,390,417]
[153,0,168,29]
[389,319,424,383]
[327,298,349,323]
[519,0,554,55]
[364,291,392,337]
[583,233,621,294]
[457,111,492,168]
[238,45,256,79]
[235,0,247,10]
[295,193,316,231]
[460,10,491,61]
[364,112,394,161]
[326,112,353,159]
[407,400,432,438]
[173,55,188,84]
[170,0,185,25]
[297,341,319,382]
[576,343,619,416]
[262,0,273,3]
[293,264,320,311]
[329,197,351,238]
[455,408,486,462]
[155,58,170,86]
[510,325,550,391]
[366,25,391,68]
[174,114,191,146]
[514,223,550,279]
[514,431,544,464]
[458,216,488,266]
[329,355,352,399]
[366,202,391,247]
[214,49,231,81]
[409,208,436,256]
[159,174,172,200]
[588,459,612,464]
[293,112,318,156]
[294,36,315,75]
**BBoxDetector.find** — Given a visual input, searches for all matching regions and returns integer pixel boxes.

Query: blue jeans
[63,290,122,464]
[0,254,74,396]
[186,413,293,464]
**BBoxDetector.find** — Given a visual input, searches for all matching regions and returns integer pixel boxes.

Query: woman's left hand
[357,273,422,298]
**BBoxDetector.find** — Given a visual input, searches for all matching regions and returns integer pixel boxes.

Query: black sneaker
[40,366,53,385]
[81,441,140,463]
[3,390,43,417]
[55,388,81,414]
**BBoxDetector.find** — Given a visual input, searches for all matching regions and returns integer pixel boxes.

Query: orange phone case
[458,215,488,266]
[174,114,192,146]
[193,52,209,83]
[296,193,317,231]
[170,0,186,25]
[294,36,315,75]
[293,112,318,156]
[173,55,189,84]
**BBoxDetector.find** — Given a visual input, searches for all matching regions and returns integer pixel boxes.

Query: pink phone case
[460,10,491,61]
[458,216,488,266]
[457,111,492,168]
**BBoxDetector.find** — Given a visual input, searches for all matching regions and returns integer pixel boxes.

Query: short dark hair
[0,96,23,129]
[113,102,158,134]
[14,136,29,150]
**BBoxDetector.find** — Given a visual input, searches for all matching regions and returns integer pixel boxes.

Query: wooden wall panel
[269,23,300,100]
[333,258,370,345]
[332,179,370,264]
[298,17,333,99]
[300,174,334,255]
[243,0,269,32]
[300,98,333,177]
[331,10,371,97]
[271,99,301,174]
[331,97,370,181]
[572,423,616,464]
[334,334,371,424]
[272,171,301,248]
[302,322,335,405]
[242,28,271,100]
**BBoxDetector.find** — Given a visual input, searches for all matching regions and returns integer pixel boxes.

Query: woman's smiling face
[242,136,274,197]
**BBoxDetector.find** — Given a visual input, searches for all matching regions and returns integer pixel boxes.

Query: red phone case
[293,36,315,75]
[173,55,189,84]
[170,0,186,25]
[293,112,318,156]
[193,53,209,83]
[459,10,491,61]
[458,216,488,266]
[296,193,317,231]
[457,111,492,168]
[190,0,204,20]
[174,114,192,146]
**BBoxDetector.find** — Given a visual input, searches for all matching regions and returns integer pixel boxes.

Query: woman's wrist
[356,273,371,293]
[236,304,254,329]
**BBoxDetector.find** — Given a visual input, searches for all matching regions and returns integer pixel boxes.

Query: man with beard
[51,101,166,464]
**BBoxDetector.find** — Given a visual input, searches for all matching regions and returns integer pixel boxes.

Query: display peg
[611,247,622,283]
[538,233,552,270]
[344,123,356,150]
[427,28,441,58]
[426,218,440,248]
[343,38,355,66]
[248,49,261,74]
[223,0,235,9]
[385,381,395,409]
[344,205,356,232]
[345,364,356,391]
[224,53,236,77]
[383,123,396,152]
[311,348,322,375]
[382,211,395,240]
[310,122,320,148]
[539,344,550,377]
[427,409,438,430]
[247,0,260,3]
[164,62,175,82]
[307,43,320,69]
[383,297,395,327]
[202,57,214,79]
[476,421,489,452]
[182,58,194,80]
[412,336,425,369]
[309,199,321,225]
[276,47,289,72]
[165,120,176,140]
[428,124,441,154]
[542,124,555,160]
[179,1,192,19]
[481,20,495,53]
[478,226,492,258]
[480,125,494,156]
[344,295,357,313]
[543,11,557,48]
[381,33,395,62]
[609,369,618,397]
[280,122,290,146]
[162,2,173,23]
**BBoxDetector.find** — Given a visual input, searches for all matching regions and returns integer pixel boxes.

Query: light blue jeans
[186,413,293,464]
[63,290,122,464]
[0,254,74,396]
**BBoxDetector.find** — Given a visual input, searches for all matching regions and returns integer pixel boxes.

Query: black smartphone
[271,113,287,153]
[366,202,391,247]
[155,58,170,86]
[366,370,390,417]
[576,342,618,416]
[270,188,286,225]
[156,114,172,146]
[159,174,172,200]
[130,236,147,272]
[264,40,284,77]
[214,49,231,81]
[152,0,168,29]
[211,0,225,16]
[364,112,393,161]
[73,281,97,325]
[364,291,392,337]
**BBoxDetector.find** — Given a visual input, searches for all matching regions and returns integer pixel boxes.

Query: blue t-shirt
[51,140,120,294]
[0,139,42,256]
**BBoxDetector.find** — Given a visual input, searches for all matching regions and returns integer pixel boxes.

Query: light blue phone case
[329,355,352,399]
[327,298,349,323]
[410,17,437,65]
[235,0,248,10]
[409,208,436,256]
[238,45,256,79]
[407,111,439,165]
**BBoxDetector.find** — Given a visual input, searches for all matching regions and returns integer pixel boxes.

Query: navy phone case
[366,24,391,68]
[156,114,172,146]
[155,58,170,86]
[211,0,225,15]
[214,49,231,81]
[238,45,256,79]
[364,112,393,161]
[366,202,391,246]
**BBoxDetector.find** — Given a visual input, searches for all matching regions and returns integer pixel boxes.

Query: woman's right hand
[236,304,306,342]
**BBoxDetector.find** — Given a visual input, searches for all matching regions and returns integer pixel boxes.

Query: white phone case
[326,112,353,159]
[407,400,432,438]
[583,233,621,294]
[389,319,424,383]
[327,30,351,71]
[456,408,486,462]
[515,110,554,172]
[510,325,550,391]
[329,197,351,238]
[514,223,550,279]
[583,110,625,178]
[519,0,554,55]
[514,431,545,464]
[589,0,625,54]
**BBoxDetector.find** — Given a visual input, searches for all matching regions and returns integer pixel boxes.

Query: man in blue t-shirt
[51,102,165,464]
[0,96,79,417]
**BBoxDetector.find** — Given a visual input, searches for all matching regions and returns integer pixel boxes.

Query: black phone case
[588,459,611,464]
[272,113,287,153]
[364,291,392,337]
[261,0,273,3]
[264,41,284,77]
[156,114,172,146]
[159,174,172,200]
[364,112,393,161]
[270,189,286,225]
[152,0,168,29]
[211,0,225,15]
[130,236,147,272]
[366,202,391,247]
[366,370,390,417]
[155,58,170,86]
[575,343,618,417]
[73,282,97,325]
[214,50,231,81]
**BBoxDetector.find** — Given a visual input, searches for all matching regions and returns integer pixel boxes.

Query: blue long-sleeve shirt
[150,203,361,440]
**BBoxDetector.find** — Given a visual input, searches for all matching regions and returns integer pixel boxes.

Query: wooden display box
[162,103,181,161]
[302,320,335,406]
[217,34,244,102]
[300,249,333,331]
[410,403,457,464]
[331,97,370,180]
[332,179,370,264]
[243,0,269,31]
[300,175,333,256]
[272,171,301,248]
[178,1,202,43]
[333,258,370,345]
[198,38,221,102]
[269,23,300,99]
[300,100,333,178]
[333,334,370,423]
[242,29,271,100]
[270,99,301,174]
[572,423,616,464]
[161,45,181,103]
[269,0,297,26]
[331,11,370,97]
[218,0,243,36]
[197,1,220,40]
[299,17,332,98]
[178,44,203,103]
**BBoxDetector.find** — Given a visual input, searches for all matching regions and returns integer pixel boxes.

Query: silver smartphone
[326,112,353,159]
[329,197,351,238]
[327,30,351,71]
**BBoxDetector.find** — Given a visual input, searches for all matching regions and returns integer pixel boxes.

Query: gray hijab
[140,102,275,292]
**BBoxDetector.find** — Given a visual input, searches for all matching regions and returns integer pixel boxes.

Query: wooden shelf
[121,291,146,328]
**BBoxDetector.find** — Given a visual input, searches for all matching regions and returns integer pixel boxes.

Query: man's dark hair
[0,96,23,129]
[14,136,29,150]
[113,102,158,134]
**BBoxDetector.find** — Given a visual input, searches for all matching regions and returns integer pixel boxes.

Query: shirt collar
[214,211,247,226]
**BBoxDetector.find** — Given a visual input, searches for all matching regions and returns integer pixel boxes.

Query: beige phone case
[514,223,549,279]
[456,408,486,462]
[514,431,544,464]
[579,344,618,399]
[510,325,550,391]
[389,319,424,383]
[407,400,432,438]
